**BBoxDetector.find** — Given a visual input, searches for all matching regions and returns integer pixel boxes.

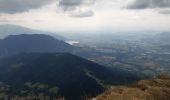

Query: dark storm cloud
[127,0,170,9]
[0,0,55,14]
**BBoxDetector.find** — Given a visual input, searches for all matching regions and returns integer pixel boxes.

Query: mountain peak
[0,34,74,58]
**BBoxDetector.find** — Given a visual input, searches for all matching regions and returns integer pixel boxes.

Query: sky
[0,0,170,33]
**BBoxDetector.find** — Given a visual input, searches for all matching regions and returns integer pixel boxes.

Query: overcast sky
[0,0,170,33]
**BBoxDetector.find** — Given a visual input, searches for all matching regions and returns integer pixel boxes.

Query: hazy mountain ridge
[0,24,66,40]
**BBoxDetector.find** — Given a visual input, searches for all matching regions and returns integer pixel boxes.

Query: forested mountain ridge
[0,53,114,100]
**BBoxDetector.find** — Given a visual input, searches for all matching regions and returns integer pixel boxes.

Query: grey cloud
[58,0,82,11]
[0,0,55,14]
[158,9,170,14]
[127,0,170,9]
[59,0,82,7]
[0,18,9,22]
[58,0,95,11]
[70,10,94,17]
[58,0,95,17]
[0,17,27,22]
[0,0,95,17]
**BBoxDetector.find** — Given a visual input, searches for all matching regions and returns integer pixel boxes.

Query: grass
[96,74,170,100]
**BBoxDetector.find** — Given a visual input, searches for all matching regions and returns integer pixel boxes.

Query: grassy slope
[96,74,170,100]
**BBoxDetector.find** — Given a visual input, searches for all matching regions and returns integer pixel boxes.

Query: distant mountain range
[0,24,66,40]
[0,53,114,100]
[0,34,75,58]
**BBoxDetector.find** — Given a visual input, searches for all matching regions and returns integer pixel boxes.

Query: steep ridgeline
[0,53,114,100]
[0,34,74,58]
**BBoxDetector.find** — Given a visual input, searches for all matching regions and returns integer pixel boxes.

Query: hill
[0,53,115,100]
[96,74,170,100]
[0,34,74,58]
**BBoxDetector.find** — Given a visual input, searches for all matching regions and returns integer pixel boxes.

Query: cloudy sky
[0,0,170,33]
